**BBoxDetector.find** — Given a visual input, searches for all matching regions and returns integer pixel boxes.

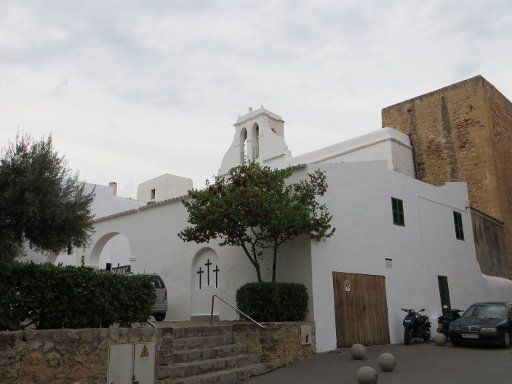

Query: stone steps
[170,363,276,384]
[165,324,273,384]
[171,325,234,339]
[172,334,234,351]
[173,343,248,363]
[171,353,261,379]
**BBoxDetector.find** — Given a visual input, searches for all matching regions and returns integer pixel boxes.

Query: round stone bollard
[434,333,447,346]
[356,366,378,384]
[350,344,367,360]
[377,352,396,372]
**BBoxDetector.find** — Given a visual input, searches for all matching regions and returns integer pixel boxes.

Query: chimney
[109,182,117,196]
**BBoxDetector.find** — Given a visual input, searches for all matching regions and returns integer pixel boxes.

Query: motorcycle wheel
[423,331,431,343]
[404,329,413,345]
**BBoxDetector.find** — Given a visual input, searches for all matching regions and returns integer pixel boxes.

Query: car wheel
[501,331,511,348]
[154,312,166,322]
[451,340,461,347]
[404,329,413,345]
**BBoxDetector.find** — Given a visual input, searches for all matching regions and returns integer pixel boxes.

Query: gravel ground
[245,342,512,384]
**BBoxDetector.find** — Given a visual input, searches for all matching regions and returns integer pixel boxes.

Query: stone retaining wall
[0,327,158,384]
[0,322,315,383]
[233,322,316,366]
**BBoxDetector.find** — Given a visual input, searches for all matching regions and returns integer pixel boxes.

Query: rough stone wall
[483,81,512,270]
[233,322,316,366]
[0,323,313,383]
[0,327,158,384]
[382,76,512,277]
[471,208,508,276]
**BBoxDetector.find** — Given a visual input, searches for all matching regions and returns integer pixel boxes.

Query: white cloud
[0,0,511,197]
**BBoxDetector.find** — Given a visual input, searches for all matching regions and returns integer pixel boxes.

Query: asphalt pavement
[245,342,512,384]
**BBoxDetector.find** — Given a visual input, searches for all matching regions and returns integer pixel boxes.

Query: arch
[46,252,58,264]
[191,247,221,318]
[251,123,259,159]
[88,232,134,269]
[240,127,248,163]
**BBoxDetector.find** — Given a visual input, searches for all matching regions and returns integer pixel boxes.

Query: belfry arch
[251,123,259,159]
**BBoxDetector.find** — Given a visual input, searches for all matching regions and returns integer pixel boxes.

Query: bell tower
[219,106,291,175]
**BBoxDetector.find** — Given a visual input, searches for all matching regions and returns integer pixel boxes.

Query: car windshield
[463,304,506,319]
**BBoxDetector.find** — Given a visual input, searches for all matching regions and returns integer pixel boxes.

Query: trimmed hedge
[236,282,308,322]
[0,262,156,331]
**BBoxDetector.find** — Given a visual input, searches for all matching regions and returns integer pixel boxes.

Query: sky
[1,0,511,198]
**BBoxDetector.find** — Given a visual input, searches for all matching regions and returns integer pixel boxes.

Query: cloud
[0,0,511,197]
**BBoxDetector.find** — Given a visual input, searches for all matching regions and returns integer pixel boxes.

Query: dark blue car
[448,302,512,347]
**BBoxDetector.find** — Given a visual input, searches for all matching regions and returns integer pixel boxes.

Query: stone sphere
[377,352,396,372]
[434,333,447,346]
[350,344,367,360]
[356,366,378,384]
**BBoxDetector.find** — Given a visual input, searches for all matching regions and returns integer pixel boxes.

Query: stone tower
[382,75,512,277]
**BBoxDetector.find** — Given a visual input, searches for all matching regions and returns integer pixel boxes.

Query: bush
[236,282,308,322]
[0,262,156,331]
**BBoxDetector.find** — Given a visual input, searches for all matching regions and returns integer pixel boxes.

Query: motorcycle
[402,308,431,345]
[437,309,463,336]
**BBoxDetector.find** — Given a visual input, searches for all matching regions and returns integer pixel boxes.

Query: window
[391,197,404,226]
[150,189,156,200]
[453,211,464,240]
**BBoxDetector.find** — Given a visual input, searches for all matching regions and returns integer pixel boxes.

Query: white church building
[47,107,512,352]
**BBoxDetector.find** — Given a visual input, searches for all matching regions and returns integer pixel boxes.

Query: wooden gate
[332,272,390,347]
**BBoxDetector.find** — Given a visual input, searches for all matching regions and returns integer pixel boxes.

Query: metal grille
[461,326,479,332]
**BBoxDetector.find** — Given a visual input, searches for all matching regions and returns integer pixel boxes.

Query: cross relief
[196,258,220,289]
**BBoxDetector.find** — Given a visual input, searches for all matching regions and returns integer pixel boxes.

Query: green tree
[178,162,335,283]
[0,134,95,261]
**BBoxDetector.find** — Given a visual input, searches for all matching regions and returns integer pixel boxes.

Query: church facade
[73,99,512,352]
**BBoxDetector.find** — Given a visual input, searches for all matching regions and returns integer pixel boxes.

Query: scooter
[437,309,463,336]
[402,308,431,345]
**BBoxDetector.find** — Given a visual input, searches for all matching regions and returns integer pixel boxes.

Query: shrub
[0,262,156,331]
[236,282,308,322]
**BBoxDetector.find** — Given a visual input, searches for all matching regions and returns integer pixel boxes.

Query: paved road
[245,343,512,384]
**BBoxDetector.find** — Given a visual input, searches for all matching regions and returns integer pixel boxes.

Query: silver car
[151,274,167,321]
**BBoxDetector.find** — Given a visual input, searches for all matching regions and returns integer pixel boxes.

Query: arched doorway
[89,232,134,271]
[191,248,220,320]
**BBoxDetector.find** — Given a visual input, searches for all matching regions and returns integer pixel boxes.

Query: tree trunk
[241,242,263,283]
[255,262,262,283]
[272,240,278,282]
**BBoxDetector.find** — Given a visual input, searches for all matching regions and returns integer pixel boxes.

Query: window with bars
[391,197,405,226]
[453,211,464,240]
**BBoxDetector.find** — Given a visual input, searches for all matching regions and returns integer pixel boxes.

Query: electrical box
[301,325,312,345]
[107,342,155,384]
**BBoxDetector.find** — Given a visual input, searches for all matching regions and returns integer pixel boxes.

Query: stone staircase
[168,325,275,384]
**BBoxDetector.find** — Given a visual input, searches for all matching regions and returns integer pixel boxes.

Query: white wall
[136,174,193,204]
[278,127,414,178]
[19,183,142,265]
[308,161,512,352]
[86,200,270,322]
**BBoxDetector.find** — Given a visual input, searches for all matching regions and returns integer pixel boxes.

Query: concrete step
[173,334,234,351]
[173,343,248,364]
[171,354,261,379]
[171,325,234,339]
[171,363,276,384]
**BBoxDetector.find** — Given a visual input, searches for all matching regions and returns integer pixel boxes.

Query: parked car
[151,274,167,321]
[448,302,512,347]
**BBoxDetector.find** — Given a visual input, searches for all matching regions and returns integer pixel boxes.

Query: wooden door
[332,272,390,347]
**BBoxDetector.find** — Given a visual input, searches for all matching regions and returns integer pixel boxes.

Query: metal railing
[210,294,265,328]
